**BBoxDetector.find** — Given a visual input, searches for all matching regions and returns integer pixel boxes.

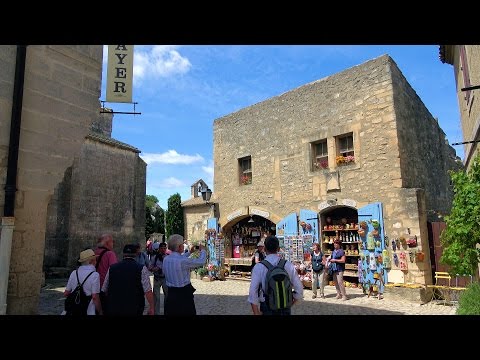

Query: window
[336,133,355,165]
[239,156,252,185]
[312,139,328,170]
[459,45,472,105]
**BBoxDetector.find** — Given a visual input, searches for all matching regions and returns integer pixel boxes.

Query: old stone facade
[0,45,103,314]
[211,55,460,286]
[182,179,215,243]
[44,109,146,272]
[440,45,480,170]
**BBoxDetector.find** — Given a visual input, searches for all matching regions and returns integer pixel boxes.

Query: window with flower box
[336,133,355,165]
[311,139,328,171]
[239,156,252,185]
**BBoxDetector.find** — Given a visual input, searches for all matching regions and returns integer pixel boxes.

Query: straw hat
[78,249,96,263]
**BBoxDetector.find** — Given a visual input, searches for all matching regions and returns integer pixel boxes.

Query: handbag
[327,261,337,276]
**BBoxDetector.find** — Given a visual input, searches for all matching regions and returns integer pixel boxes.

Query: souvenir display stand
[276,209,319,288]
[223,216,276,279]
[205,218,222,279]
[320,202,389,295]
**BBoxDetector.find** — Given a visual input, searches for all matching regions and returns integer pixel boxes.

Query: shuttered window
[336,133,355,165]
[239,156,252,185]
[312,139,328,170]
[459,45,472,105]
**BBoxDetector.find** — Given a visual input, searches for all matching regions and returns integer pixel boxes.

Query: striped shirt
[163,250,207,288]
[247,254,304,306]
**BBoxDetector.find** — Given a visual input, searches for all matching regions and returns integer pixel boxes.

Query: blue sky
[100,45,463,210]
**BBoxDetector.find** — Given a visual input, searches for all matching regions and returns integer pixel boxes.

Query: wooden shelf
[323,229,359,232]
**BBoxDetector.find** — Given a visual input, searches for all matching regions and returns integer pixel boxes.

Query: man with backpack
[63,248,102,315]
[248,235,303,315]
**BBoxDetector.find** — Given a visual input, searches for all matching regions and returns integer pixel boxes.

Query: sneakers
[341,296,348,301]
[320,294,325,299]
[336,294,342,299]
[312,294,317,299]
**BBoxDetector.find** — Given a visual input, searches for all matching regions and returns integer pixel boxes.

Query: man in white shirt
[248,235,303,315]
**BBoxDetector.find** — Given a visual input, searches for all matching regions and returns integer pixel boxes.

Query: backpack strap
[260,259,273,271]
[259,260,274,296]
[95,248,109,271]
[75,270,95,289]
[277,259,287,270]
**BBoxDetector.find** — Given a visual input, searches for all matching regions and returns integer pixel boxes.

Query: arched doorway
[318,202,387,296]
[223,214,276,279]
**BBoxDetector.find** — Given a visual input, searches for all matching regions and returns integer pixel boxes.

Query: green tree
[146,194,159,210]
[153,207,165,235]
[166,193,184,238]
[440,153,480,278]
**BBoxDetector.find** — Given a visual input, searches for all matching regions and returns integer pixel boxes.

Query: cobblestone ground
[38,277,457,315]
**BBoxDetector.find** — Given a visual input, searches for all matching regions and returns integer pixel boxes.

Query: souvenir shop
[221,215,276,278]
[208,202,398,297]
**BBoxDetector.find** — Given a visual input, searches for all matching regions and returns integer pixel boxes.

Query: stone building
[439,45,480,279]
[440,45,480,170]
[210,54,460,287]
[0,45,103,314]
[43,109,146,273]
[182,179,216,244]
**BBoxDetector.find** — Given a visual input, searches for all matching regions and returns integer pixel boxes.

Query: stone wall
[183,204,211,243]
[452,45,480,170]
[64,137,146,268]
[91,108,113,137]
[0,46,16,213]
[44,167,73,268]
[0,45,103,314]
[214,55,402,223]
[390,58,461,221]
[213,54,458,286]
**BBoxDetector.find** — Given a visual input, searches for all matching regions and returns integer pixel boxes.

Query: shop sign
[227,209,244,222]
[106,45,134,103]
[318,201,331,211]
[342,199,357,208]
[250,208,270,218]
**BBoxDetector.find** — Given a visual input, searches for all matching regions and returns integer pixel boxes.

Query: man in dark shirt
[102,244,154,315]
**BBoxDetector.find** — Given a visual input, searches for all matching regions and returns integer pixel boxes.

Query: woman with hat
[64,248,102,315]
[330,239,348,300]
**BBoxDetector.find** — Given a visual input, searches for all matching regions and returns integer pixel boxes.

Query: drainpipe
[0,45,27,315]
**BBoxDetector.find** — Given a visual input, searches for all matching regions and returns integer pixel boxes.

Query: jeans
[312,269,326,296]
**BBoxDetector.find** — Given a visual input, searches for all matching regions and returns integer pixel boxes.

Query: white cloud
[141,150,204,165]
[202,165,214,176]
[133,45,192,85]
[159,177,185,188]
[103,45,108,64]
[201,161,214,190]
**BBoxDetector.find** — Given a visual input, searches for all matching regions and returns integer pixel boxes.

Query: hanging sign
[227,209,244,222]
[342,199,357,208]
[106,45,134,103]
[250,208,269,218]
